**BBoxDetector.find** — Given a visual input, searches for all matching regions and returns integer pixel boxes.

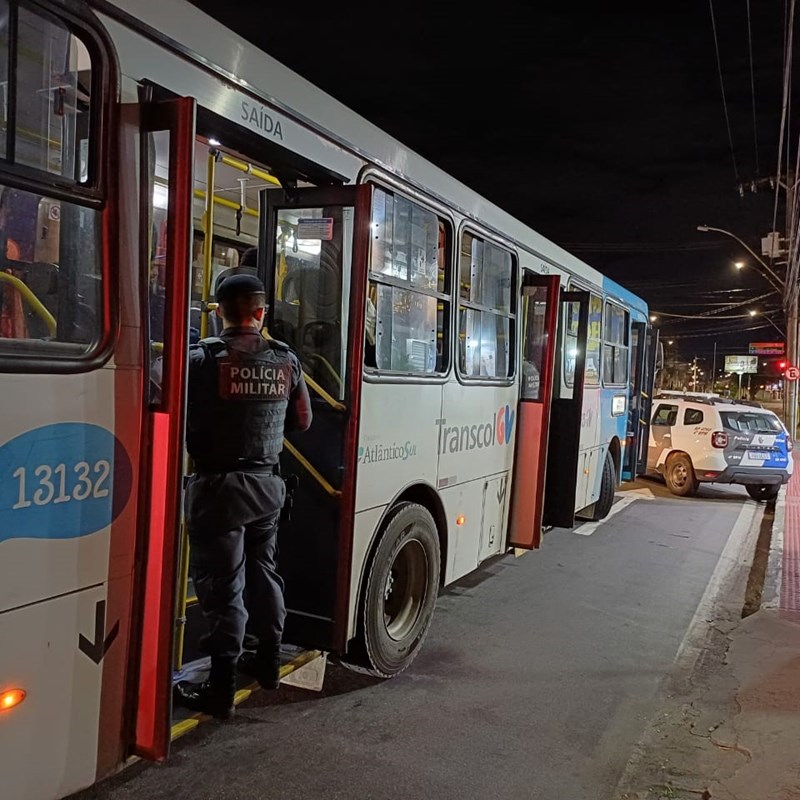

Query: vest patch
[218,360,291,400]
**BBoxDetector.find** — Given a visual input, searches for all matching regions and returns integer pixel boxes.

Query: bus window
[0,1,103,359]
[603,302,630,385]
[366,187,450,375]
[586,294,602,384]
[271,206,347,399]
[458,232,515,379]
[0,187,101,350]
[563,299,580,386]
[520,285,548,400]
[565,292,601,386]
[15,4,93,183]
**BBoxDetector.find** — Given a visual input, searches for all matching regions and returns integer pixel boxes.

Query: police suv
[646,391,793,500]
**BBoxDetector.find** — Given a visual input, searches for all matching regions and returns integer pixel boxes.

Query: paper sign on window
[297,217,334,240]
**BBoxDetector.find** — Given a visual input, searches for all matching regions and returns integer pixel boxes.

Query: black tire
[745,483,780,502]
[665,453,698,497]
[354,502,440,678]
[589,450,616,521]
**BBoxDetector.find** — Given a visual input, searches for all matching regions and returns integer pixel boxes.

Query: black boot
[174,657,236,719]
[238,643,281,690]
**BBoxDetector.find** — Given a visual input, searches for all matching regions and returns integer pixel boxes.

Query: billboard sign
[749,342,784,355]
[725,355,758,374]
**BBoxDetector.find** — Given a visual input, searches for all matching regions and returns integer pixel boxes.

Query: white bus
[0,2,657,798]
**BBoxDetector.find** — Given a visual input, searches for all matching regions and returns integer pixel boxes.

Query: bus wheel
[589,450,616,520]
[360,502,440,677]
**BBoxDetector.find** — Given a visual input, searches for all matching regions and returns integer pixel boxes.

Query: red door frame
[133,96,195,761]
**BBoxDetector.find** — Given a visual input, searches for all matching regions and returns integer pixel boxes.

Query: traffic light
[779,360,787,371]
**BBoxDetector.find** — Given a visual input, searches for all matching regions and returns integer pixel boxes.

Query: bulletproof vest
[187,333,294,471]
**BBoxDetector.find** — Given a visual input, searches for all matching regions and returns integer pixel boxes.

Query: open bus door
[133,95,195,760]
[508,273,561,548]
[622,323,659,480]
[257,185,372,653]
[542,290,590,529]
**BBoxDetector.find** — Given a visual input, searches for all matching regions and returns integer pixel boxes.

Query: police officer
[175,273,312,719]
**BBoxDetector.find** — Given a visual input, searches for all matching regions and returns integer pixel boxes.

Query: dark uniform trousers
[185,470,286,661]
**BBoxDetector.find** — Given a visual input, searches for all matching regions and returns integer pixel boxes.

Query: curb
[761,483,786,610]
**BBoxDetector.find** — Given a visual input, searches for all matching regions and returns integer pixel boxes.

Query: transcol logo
[436,404,516,455]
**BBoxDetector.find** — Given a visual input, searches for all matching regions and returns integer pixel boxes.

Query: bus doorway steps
[170,647,324,741]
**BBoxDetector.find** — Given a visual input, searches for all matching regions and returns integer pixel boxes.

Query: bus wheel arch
[608,437,621,481]
[588,445,617,521]
[346,484,445,677]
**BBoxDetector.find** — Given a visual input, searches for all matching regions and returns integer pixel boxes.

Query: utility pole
[711,341,717,394]
[785,169,798,435]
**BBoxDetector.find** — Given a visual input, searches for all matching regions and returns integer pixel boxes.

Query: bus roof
[100,0,647,312]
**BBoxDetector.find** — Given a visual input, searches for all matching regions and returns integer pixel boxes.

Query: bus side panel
[0,370,136,800]
[95,97,147,781]
[354,382,443,514]
[576,385,602,510]
[439,381,517,582]
[1,585,108,800]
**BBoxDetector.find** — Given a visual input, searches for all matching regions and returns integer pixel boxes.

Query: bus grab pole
[173,150,218,673]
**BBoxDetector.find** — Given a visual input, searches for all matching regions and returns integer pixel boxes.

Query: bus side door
[623,321,659,480]
[508,273,560,549]
[543,290,589,529]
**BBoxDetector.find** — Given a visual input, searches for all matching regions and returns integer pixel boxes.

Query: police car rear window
[720,411,782,433]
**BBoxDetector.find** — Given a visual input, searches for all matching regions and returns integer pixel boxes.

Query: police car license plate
[748,450,771,460]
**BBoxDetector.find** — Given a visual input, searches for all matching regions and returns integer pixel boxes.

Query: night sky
[189,0,796,370]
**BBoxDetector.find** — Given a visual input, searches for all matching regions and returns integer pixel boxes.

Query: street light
[749,309,758,317]
[696,225,784,290]
[668,340,674,345]
[734,261,745,270]
[650,315,657,322]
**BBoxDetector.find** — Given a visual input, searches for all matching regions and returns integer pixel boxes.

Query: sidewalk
[615,462,800,800]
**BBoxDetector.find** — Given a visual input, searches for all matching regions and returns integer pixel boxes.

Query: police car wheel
[745,484,780,502]
[665,453,698,497]
[360,502,440,678]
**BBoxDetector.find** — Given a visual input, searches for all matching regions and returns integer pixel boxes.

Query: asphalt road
[74,478,759,800]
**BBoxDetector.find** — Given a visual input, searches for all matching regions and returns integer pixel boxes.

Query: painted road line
[573,488,655,536]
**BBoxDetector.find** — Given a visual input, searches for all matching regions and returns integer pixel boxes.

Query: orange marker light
[0,688,26,712]
[456,515,466,526]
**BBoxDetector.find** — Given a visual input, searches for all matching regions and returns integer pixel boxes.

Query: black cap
[216,273,265,302]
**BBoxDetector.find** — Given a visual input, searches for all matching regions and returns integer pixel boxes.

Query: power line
[561,241,728,253]
[709,0,740,182]
[670,323,773,339]
[746,0,760,174]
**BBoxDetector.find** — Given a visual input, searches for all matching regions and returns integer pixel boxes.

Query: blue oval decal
[0,423,132,543]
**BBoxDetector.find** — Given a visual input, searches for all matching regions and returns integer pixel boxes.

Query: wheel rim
[671,463,688,487]
[383,531,428,642]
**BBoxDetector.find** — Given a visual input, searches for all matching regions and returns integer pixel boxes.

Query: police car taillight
[787,437,794,452]
[711,431,728,448]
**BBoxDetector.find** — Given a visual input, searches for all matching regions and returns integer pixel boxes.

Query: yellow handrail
[193,188,259,218]
[218,153,282,188]
[0,272,56,336]
[199,152,217,339]
[283,439,341,498]
[306,353,344,393]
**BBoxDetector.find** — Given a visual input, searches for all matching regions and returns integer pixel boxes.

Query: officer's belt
[192,462,281,476]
